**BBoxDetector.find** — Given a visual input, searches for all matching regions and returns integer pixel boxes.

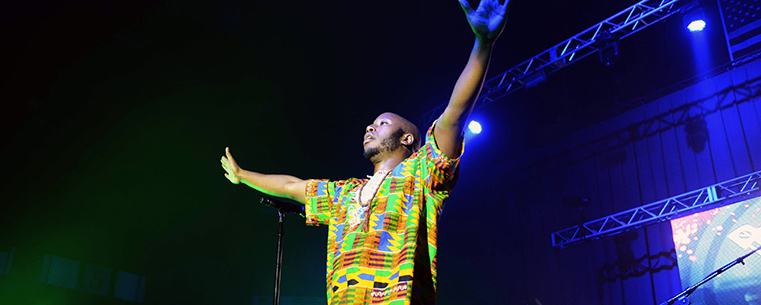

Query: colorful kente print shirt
[304,122,462,305]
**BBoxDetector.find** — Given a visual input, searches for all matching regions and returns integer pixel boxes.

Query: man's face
[363,113,405,160]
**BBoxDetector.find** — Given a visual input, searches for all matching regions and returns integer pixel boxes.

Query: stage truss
[551,170,761,248]
[424,0,682,123]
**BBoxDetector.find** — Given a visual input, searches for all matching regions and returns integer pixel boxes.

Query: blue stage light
[688,19,706,32]
[468,121,482,134]
[683,6,706,32]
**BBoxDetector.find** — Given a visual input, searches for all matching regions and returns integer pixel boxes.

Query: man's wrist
[234,168,250,183]
[475,37,496,48]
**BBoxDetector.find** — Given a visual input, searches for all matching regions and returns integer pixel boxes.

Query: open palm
[221,147,242,184]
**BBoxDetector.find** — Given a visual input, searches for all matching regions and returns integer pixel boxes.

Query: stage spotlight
[467,121,482,134]
[682,4,705,32]
[687,19,706,32]
[594,30,619,66]
[523,70,547,89]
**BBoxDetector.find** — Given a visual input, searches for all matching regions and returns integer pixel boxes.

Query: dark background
[1,0,731,304]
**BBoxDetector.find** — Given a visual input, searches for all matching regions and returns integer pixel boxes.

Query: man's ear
[401,133,415,146]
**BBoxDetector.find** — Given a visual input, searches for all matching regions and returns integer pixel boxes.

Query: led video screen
[671,196,761,305]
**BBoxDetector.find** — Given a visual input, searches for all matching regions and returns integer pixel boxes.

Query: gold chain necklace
[355,170,391,232]
[358,170,391,207]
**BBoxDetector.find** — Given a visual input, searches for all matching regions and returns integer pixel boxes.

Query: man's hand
[459,0,511,41]
[221,147,242,184]
[219,147,308,203]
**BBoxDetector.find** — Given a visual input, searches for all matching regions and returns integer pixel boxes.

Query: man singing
[221,1,511,303]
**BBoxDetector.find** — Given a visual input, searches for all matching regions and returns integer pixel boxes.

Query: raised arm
[434,0,511,158]
[221,147,308,204]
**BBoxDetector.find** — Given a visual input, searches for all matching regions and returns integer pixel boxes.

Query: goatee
[363,128,404,160]
[363,146,381,159]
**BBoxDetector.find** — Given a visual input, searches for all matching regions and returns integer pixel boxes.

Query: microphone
[260,197,305,215]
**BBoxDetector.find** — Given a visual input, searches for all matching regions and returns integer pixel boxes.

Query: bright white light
[688,20,706,32]
[467,121,482,134]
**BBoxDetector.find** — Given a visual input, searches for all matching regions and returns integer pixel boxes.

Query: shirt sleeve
[418,120,463,191]
[304,179,344,226]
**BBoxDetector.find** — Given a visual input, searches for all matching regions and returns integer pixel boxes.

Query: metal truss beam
[424,0,681,123]
[552,170,761,248]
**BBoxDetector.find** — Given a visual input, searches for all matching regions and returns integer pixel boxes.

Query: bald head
[377,112,421,153]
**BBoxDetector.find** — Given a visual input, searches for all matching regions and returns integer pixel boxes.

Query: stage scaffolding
[551,170,761,248]
[424,0,682,123]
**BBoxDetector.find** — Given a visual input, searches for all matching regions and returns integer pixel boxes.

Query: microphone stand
[661,243,761,305]
[260,198,304,305]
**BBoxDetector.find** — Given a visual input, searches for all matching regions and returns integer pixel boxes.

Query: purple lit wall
[441,58,761,304]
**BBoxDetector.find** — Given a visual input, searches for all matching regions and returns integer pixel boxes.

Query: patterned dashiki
[305,121,462,305]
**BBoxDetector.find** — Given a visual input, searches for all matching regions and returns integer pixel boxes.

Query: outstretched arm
[435,0,511,158]
[221,147,307,204]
